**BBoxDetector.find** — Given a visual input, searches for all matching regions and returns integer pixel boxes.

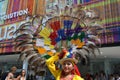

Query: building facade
[0,0,45,73]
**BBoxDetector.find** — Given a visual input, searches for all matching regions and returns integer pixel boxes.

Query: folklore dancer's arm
[46,53,61,78]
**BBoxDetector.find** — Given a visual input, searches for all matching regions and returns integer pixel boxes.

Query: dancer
[46,48,84,80]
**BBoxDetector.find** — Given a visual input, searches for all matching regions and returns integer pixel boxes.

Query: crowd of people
[1,66,26,80]
[1,66,120,80]
[84,71,120,80]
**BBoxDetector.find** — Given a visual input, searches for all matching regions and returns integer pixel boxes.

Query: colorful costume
[14,5,102,79]
[46,54,84,80]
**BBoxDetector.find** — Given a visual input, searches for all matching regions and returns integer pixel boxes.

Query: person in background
[17,69,26,80]
[0,69,2,79]
[99,71,107,80]
[109,74,115,80]
[85,73,93,80]
[115,74,120,80]
[46,48,84,80]
[94,73,100,80]
[5,66,19,80]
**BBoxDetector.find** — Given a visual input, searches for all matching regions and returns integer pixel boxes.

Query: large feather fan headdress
[14,5,103,75]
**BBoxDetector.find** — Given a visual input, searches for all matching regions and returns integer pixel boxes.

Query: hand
[59,48,67,59]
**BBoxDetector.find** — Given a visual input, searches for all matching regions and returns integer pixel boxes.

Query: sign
[0,21,27,41]
[0,8,28,21]
[0,20,28,53]
[0,0,37,25]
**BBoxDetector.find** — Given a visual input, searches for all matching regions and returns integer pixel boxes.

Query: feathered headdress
[14,4,104,75]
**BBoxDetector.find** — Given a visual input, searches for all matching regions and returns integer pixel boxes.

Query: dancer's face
[62,60,74,73]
